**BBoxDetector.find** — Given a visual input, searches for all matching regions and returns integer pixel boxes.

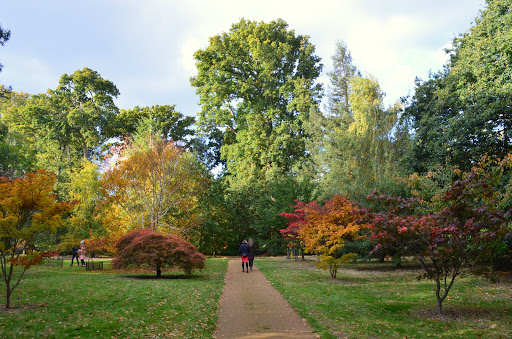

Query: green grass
[257,257,512,338]
[0,258,227,338]
[3,257,510,338]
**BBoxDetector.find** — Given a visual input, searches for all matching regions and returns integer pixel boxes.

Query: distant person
[248,238,255,271]
[239,240,250,273]
[70,246,79,266]
[79,240,86,266]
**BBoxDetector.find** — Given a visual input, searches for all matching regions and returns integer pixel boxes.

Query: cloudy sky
[1,0,485,117]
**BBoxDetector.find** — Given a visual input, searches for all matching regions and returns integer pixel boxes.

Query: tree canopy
[191,18,323,181]
[115,105,195,146]
[305,41,404,202]
[100,122,206,233]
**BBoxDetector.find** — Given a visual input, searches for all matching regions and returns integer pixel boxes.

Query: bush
[112,229,205,277]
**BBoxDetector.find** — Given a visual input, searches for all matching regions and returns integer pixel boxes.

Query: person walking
[248,238,255,271]
[79,240,87,266]
[239,240,250,273]
[70,246,79,266]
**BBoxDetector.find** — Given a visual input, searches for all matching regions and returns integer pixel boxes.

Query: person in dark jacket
[239,240,250,273]
[70,246,79,266]
[248,238,255,271]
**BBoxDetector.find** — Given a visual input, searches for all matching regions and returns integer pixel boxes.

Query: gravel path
[215,258,317,338]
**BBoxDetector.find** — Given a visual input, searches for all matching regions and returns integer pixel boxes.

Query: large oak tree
[190,19,322,252]
[191,18,323,181]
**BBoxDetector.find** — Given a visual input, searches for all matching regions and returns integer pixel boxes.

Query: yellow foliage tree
[0,170,73,308]
[299,195,363,279]
[100,135,206,234]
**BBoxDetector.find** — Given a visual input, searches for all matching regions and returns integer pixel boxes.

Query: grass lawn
[257,257,512,338]
[0,258,227,338]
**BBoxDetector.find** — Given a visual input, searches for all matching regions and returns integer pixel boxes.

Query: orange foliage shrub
[0,170,73,308]
[300,195,363,257]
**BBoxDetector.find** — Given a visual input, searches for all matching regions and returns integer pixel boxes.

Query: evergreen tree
[306,42,404,201]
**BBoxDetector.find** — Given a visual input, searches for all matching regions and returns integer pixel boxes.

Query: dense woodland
[0,0,511,277]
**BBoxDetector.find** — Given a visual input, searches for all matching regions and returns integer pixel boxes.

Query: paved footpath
[215,258,318,339]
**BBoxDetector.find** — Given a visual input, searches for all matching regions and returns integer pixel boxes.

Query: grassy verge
[0,258,227,338]
[257,257,512,338]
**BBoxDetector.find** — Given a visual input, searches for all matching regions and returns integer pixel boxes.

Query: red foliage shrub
[366,165,511,315]
[279,200,309,252]
[112,229,205,277]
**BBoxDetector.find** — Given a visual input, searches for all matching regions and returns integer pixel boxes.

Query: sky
[1,0,485,117]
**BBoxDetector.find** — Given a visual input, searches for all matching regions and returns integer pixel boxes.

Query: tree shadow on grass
[0,303,45,313]
[118,274,196,280]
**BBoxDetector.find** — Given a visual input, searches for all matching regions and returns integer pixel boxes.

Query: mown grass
[0,258,227,338]
[257,257,512,338]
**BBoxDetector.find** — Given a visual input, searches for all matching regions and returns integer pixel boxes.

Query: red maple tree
[112,229,206,278]
[367,165,510,315]
[279,200,310,259]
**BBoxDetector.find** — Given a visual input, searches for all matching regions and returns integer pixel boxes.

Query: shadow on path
[215,258,317,338]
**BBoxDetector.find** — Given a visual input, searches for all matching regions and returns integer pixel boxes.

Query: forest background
[1,0,511,257]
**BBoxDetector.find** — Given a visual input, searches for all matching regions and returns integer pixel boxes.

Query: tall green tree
[306,42,403,201]
[1,68,120,198]
[328,75,400,200]
[191,18,323,181]
[53,67,120,159]
[190,19,323,252]
[304,42,359,194]
[403,0,512,172]
[326,41,360,119]
[2,68,120,162]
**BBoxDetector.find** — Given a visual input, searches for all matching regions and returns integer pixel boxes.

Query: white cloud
[180,34,202,77]
[1,0,486,114]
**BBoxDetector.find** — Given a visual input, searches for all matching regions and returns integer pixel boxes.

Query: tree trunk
[330,266,337,280]
[156,267,161,278]
[5,285,11,309]
[436,298,443,315]
[435,279,443,315]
